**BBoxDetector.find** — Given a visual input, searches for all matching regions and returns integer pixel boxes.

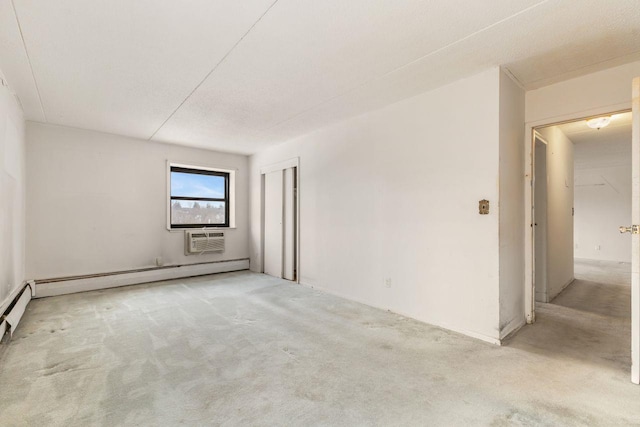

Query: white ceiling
[559,111,633,145]
[1,0,639,154]
[558,112,633,171]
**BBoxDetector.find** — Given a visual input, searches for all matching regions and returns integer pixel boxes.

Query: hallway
[508,259,631,374]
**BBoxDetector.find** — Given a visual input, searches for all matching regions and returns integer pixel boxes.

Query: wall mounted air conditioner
[185,230,225,255]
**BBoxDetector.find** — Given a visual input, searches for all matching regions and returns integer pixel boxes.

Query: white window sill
[168,227,237,233]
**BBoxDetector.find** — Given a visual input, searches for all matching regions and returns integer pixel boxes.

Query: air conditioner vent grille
[185,230,225,255]
[191,232,224,239]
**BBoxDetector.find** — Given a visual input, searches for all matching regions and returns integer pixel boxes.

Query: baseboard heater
[34,258,250,298]
[1,283,35,342]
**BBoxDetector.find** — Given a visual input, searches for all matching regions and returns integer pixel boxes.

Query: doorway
[260,158,300,282]
[528,110,634,380]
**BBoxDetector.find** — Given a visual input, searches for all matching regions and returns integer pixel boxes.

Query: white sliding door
[264,170,283,278]
[262,161,298,281]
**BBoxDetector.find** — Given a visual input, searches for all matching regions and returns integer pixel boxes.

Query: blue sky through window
[171,172,225,198]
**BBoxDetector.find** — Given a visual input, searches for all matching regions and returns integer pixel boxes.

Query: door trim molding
[631,76,639,384]
[524,106,632,325]
[260,157,299,175]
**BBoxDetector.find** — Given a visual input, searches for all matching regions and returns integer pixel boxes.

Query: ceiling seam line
[266,0,550,130]
[376,0,551,76]
[147,0,279,141]
[10,0,47,122]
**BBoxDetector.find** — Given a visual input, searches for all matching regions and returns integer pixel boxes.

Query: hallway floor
[1,268,639,426]
[508,258,631,375]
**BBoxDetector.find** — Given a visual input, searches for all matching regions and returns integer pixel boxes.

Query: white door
[264,170,283,278]
[632,77,640,384]
[534,138,548,302]
[263,167,297,280]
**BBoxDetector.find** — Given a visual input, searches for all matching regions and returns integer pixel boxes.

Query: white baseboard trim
[0,283,28,317]
[548,277,575,302]
[574,257,631,265]
[35,259,250,298]
[535,291,549,303]
[1,283,34,342]
[298,280,502,346]
[499,317,526,343]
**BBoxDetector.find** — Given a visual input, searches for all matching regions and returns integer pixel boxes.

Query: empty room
[1,1,640,425]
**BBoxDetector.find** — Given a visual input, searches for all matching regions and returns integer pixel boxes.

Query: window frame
[168,165,230,229]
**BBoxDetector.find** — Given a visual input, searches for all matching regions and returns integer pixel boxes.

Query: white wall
[526,60,640,125]
[250,68,516,343]
[498,71,525,338]
[537,126,574,302]
[574,140,631,262]
[0,72,26,309]
[26,123,249,279]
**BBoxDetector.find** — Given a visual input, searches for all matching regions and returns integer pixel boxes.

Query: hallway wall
[0,71,26,312]
[574,139,631,262]
[537,126,574,302]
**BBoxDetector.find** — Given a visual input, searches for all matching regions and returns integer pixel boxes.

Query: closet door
[264,170,283,278]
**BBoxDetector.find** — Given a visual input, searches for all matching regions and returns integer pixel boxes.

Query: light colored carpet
[508,259,632,374]
[0,267,639,426]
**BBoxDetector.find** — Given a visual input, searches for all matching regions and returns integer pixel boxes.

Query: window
[169,166,230,228]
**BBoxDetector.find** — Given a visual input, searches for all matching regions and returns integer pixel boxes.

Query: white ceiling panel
[1,0,639,153]
[220,0,640,151]
[0,0,44,121]
[11,0,275,138]
[153,0,640,153]
[152,0,543,153]
[504,1,640,89]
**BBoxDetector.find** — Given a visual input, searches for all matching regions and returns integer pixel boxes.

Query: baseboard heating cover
[34,258,250,298]
[1,283,34,342]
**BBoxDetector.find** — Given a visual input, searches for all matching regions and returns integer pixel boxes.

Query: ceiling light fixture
[586,116,611,130]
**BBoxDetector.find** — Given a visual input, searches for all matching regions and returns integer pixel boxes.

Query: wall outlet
[384,278,392,288]
[155,257,164,267]
[595,245,601,251]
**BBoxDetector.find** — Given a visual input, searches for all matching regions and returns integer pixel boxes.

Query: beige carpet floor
[0,264,639,426]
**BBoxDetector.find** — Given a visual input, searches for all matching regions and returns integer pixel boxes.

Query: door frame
[632,77,639,384]
[532,131,549,306]
[525,105,636,383]
[524,107,632,324]
[260,157,300,283]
